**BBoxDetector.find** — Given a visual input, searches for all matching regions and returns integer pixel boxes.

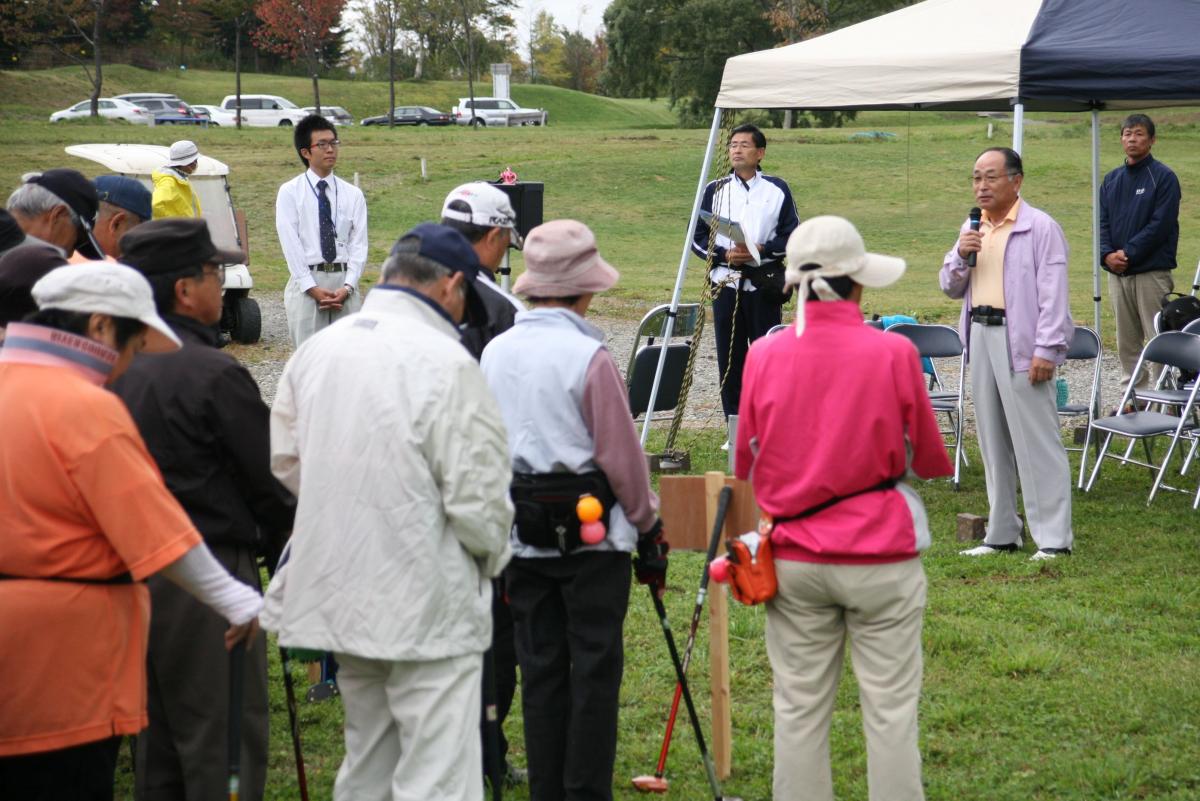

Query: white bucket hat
[165,140,200,168]
[784,216,906,336]
[32,261,182,352]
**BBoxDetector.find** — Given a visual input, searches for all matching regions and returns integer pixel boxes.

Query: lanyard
[304,173,339,234]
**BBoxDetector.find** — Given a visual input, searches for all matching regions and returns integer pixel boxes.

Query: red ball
[708,556,730,583]
[580,520,607,544]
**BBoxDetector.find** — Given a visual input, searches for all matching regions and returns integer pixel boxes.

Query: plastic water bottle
[1055,377,1069,409]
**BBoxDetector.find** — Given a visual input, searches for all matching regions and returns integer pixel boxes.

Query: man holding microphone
[940,147,1074,561]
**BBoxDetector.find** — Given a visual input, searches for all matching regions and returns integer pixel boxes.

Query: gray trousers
[284,269,363,348]
[1108,269,1173,391]
[970,323,1073,551]
[135,544,268,801]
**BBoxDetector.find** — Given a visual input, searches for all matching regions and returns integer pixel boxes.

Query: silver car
[50,98,152,125]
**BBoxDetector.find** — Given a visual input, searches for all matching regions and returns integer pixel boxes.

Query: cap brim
[139,313,183,353]
[211,245,245,266]
[854,253,906,288]
[512,256,619,298]
[507,227,524,251]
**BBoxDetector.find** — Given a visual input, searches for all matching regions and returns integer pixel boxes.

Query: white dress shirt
[275,168,369,292]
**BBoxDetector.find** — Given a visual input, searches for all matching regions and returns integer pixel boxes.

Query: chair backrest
[886,323,963,359]
[627,343,690,417]
[634,303,701,341]
[1182,317,1200,335]
[864,319,884,330]
[1142,331,1200,373]
[767,323,789,336]
[1066,326,1101,360]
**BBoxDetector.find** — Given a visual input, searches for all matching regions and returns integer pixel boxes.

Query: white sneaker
[959,539,1022,556]
[720,440,729,451]
[1030,548,1071,561]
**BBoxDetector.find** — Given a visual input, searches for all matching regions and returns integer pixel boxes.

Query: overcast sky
[515,0,612,45]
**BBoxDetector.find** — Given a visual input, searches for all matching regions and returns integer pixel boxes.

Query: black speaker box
[489,181,543,240]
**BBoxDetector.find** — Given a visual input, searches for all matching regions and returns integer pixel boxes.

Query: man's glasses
[308,139,340,152]
[204,264,227,284]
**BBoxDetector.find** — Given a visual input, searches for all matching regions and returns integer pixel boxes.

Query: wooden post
[705,471,733,780]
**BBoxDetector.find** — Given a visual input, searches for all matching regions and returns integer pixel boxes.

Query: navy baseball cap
[24,169,102,259]
[94,175,152,222]
[390,223,486,324]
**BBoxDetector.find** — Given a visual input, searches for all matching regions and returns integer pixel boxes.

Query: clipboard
[699,210,761,265]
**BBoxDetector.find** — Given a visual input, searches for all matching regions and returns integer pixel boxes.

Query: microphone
[966,207,982,267]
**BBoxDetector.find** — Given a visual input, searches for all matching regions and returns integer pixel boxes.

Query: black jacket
[113,314,295,555]
[1099,154,1180,275]
[460,273,520,361]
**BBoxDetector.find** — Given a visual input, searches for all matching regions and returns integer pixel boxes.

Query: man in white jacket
[263,223,514,801]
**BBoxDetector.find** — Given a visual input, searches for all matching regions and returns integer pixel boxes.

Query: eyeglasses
[729,141,760,151]
[308,139,340,152]
[971,172,1016,187]
[200,263,226,284]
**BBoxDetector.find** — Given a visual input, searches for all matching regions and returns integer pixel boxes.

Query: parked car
[360,106,453,126]
[115,93,206,125]
[452,97,547,127]
[49,98,152,125]
[192,104,247,127]
[65,142,263,344]
[302,106,354,126]
[219,94,309,127]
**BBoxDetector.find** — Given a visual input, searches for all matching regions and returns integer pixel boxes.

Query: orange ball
[576,495,603,523]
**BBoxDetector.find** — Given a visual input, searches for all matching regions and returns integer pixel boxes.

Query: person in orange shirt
[0,262,262,801]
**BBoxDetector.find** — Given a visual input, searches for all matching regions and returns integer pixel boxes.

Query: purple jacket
[939,200,1074,371]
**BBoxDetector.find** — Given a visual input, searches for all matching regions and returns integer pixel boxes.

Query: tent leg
[1011,102,1024,154]
[1091,110,1102,336]
[640,108,724,447]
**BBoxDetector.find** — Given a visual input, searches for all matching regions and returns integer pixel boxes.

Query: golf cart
[65,143,262,344]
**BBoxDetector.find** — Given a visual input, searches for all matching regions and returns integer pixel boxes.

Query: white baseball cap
[32,261,182,353]
[165,140,200,168]
[441,182,523,248]
[784,216,906,336]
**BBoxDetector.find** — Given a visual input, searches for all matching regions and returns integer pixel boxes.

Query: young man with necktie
[276,115,369,347]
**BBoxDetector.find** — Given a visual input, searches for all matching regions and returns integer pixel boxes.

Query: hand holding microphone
[960,207,983,267]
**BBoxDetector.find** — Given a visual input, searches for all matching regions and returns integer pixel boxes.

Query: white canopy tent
[641,0,1200,443]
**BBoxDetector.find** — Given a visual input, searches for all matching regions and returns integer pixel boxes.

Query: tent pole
[640,107,724,447]
[1012,102,1025,154]
[1091,110,1102,334]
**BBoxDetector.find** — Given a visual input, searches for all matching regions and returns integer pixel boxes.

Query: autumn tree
[252,0,348,111]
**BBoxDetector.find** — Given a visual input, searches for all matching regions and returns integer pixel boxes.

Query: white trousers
[333,652,483,801]
[284,270,363,348]
[766,559,927,801]
[970,322,1073,550]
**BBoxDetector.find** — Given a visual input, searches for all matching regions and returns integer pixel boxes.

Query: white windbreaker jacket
[261,286,514,661]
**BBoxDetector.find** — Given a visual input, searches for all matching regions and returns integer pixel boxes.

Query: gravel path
[236,290,1122,436]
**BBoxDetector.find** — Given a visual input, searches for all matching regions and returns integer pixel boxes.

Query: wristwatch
[343,284,355,296]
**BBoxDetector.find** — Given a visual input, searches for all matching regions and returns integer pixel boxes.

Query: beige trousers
[1108,269,1174,390]
[333,652,483,801]
[766,558,926,801]
[284,269,363,348]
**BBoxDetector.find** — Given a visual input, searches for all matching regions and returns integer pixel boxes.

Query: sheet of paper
[699,210,761,265]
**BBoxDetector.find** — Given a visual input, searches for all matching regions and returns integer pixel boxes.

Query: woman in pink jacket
[735,216,953,801]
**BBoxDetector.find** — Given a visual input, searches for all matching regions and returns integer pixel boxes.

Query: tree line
[2,0,914,126]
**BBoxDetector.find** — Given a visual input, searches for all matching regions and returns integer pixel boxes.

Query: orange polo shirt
[971,198,1022,309]
[0,356,201,756]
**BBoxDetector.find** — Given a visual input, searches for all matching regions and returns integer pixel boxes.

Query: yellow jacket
[151,169,202,219]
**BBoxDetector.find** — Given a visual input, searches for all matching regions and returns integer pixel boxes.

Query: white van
[219,94,310,127]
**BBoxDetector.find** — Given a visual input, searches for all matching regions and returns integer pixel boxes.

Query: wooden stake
[705,471,732,780]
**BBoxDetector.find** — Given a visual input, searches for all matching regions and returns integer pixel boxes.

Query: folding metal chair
[1058,327,1102,489]
[864,319,884,330]
[626,303,702,420]
[886,323,967,489]
[1084,332,1200,505]
[767,323,789,336]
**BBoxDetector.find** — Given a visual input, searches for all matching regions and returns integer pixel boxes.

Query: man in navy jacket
[1099,113,1181,391]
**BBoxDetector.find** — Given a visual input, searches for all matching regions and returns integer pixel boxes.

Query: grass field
[4,67,1199,799]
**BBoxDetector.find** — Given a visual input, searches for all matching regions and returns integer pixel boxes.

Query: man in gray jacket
[263,224,513,801]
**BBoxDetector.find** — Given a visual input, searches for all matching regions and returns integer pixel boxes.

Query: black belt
[0,571,134,585]
[970,306,1006,326]
[309,262,347,272]
[773,473,903,524]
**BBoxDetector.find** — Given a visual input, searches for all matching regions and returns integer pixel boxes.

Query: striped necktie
[317,179,337,264]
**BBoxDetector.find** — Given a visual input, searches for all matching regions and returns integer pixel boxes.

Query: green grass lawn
[5,66,1199,799]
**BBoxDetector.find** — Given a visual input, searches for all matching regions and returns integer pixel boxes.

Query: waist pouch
[726,533,777,606]
[510,471,616,555]
[743,261,792,305]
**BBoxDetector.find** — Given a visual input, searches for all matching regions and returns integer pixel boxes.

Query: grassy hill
[0,65,678,128]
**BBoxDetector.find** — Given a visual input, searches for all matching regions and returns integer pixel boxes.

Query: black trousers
[712,281,783,418]
[135,544,269,801]
[507,552,632,801]
[0,736,121,801]
[482,577,518,769]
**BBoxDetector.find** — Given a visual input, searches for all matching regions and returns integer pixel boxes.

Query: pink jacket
[735,302,953,564]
